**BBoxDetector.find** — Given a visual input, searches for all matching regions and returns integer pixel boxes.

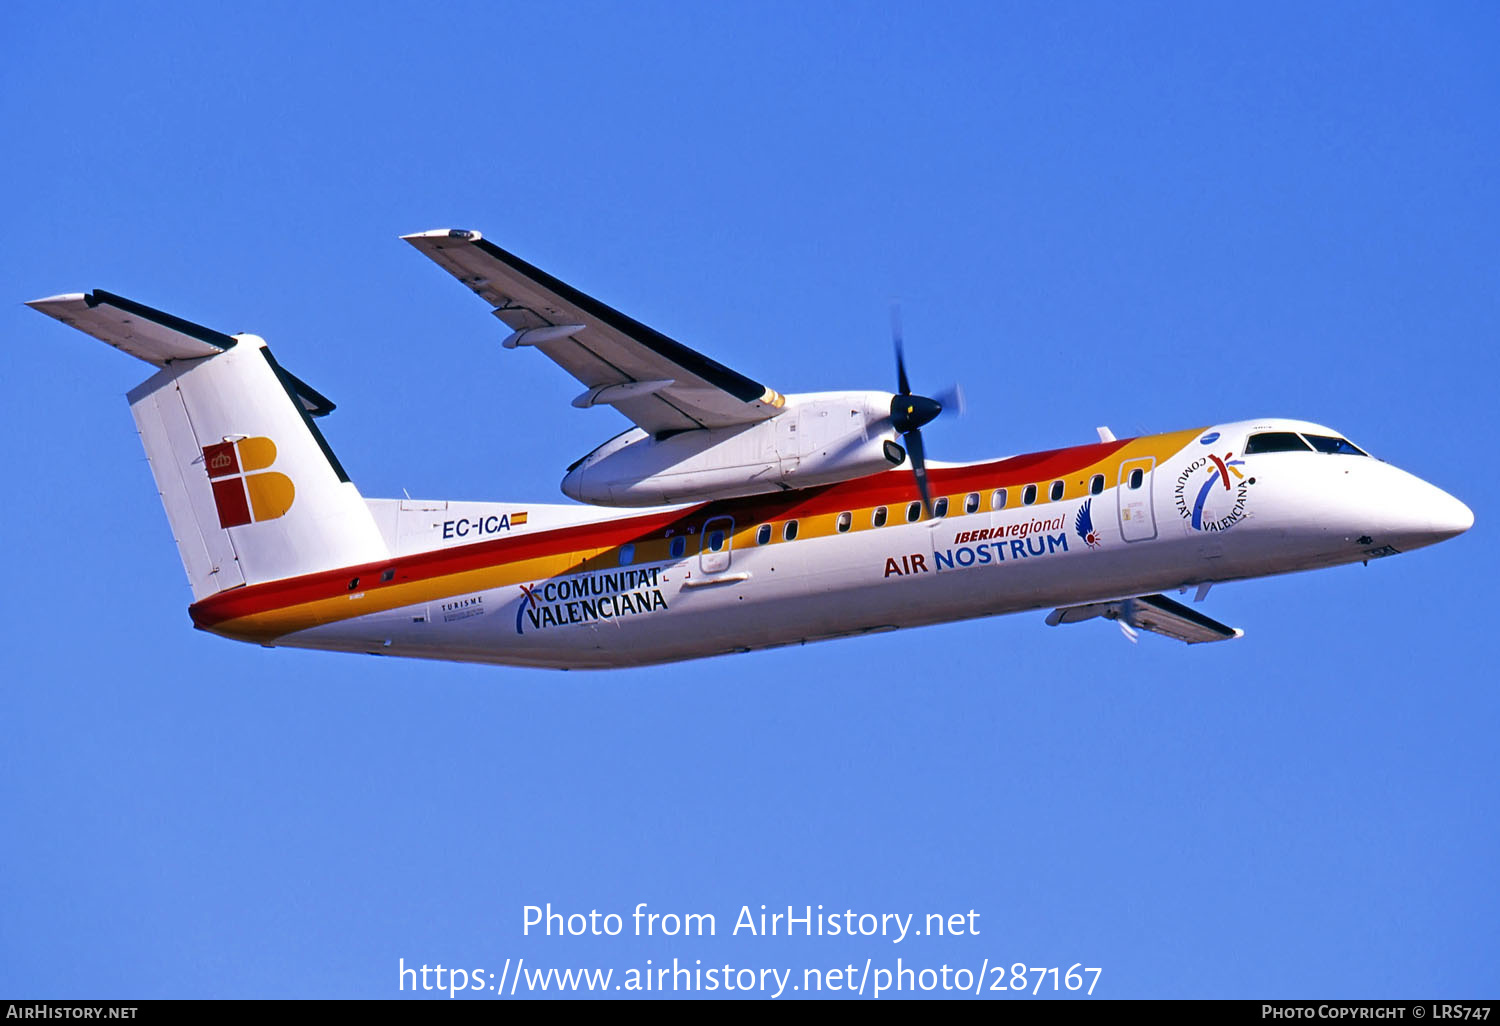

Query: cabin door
[1117,457,1158,542]
[699,516,735,575]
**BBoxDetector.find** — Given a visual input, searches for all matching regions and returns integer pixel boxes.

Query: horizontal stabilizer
[1046,593,1243,644]
[28,290,335,417]
[27,289,234,364]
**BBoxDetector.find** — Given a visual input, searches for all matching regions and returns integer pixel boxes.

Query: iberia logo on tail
[202,437,294,528]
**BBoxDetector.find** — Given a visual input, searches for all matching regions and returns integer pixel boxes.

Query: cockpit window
[1244,432,1313,454]
[1303,434,1368,456]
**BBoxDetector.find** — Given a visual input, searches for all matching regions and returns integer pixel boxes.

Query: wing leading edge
[402,229,784,434]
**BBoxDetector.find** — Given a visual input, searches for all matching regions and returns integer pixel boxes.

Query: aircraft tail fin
[28,291,388,600]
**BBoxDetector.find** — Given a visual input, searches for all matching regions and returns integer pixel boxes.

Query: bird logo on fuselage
[1075,498,1101,549]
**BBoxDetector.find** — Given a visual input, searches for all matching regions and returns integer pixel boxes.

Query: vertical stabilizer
[29,292,388,599]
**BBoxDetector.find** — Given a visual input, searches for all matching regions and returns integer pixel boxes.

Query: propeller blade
[906,428,933,519]
[932,383,966,420]
[891,304,912,396]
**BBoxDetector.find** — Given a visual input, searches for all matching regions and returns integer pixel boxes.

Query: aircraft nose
[1429,487,1474,541]
[1379,472,1473,550]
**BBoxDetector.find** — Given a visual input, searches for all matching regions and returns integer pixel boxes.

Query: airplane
[26,228,1473,669]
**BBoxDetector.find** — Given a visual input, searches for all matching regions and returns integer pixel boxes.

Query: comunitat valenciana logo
[1173,444,1249,533]
[202,437,294,528]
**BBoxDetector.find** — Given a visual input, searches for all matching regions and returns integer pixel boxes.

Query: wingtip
[401,228,483,243]
[26,292,87,308]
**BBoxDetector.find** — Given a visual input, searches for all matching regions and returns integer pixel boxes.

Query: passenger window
[783,520,799,541]
[933,496,949,518]
[756,524,772,545]
[873,506,888,527]
[1129,468,1144,489]
[1304,434,1369,456]
[964,492,980,514]
[707,530,725,552]
[1089,474,1104,495]
[618,543,635,566]
[991,488,1006,510]
[905,501,921,523]
[1022,484,1038,505]
[1244,431,1313,454]
[836,511,852,533]
[669,536,686,559]
[1049,480,1064,502]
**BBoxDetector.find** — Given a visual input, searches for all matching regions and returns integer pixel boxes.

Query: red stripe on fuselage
[189,438,1131,629]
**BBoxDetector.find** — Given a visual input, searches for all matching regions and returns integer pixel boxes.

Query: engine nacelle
[561,392,904,506]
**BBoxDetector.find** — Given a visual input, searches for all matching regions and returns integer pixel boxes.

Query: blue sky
[3,1,1496,999]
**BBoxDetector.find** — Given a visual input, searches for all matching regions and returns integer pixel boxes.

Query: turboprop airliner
[27,229,1473,668]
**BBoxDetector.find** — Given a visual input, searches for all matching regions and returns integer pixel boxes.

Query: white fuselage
[257,418,1470,669]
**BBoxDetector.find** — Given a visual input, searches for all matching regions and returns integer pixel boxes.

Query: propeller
[888,305,962,519]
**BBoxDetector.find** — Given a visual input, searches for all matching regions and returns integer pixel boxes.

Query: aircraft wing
[403,229,785,434]
[1046,593,1244,644]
